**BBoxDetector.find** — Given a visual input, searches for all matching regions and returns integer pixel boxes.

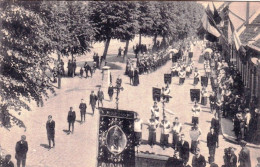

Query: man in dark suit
[79,99,87,123]
[89,91,98,115]
[97,88,104,108]
[67,107,76,133]
[207,127,218,164]
[46,115,55,148]
[15,135,28,167]
[177,134,190,165]
[192,148,206,167]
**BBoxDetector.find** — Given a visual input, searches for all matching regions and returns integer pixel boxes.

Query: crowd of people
[133,40,257,167]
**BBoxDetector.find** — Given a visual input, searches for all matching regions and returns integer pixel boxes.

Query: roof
[239,13,260,48]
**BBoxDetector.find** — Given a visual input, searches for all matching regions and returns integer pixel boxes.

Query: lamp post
[113,84,123,110]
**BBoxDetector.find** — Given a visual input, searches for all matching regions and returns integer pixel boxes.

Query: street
[1,38,259,167]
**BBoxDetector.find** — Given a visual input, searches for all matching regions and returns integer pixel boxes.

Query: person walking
[192,148,206,167]
[97,88,104,108]
[15,135,28,167]
[151,101,160,121]
[189,124,201,154]
[79,99,87,123]
[191,101,201,125]
[108,83,114,101]
[46,115,55,148]
[147,116,158,148]
[172,117,182,150]
[207,127,219,164]
[160,116,171,150]
[193,68,200,86]
[176,134,190,165]
[134,113,143,146]
[238,141,251,167]
[133,68,139,86]
[67,107,76,133]
[89,91,98,114]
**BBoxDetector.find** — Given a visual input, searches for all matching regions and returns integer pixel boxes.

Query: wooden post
[246,2,250,25]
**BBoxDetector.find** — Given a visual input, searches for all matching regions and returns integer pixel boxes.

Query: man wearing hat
[238,141,251,167]
[46,115,55,148]
[192,148,206,167]
[15,135,28,167]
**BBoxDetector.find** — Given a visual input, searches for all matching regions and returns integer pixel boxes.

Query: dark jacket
[192,154,206,167]
[207,132,218,147]
[79,103,87,113]
[239,147,251,167]
[97,90,104,100]
[224,153,237,167]
[108,86,114,96]
[165,157,184,167]
[211,118,220,134]
[46,120,55,139]
[15,140,28,159]
[67,111,76,123]
[89,94,97,106]
[2,160,14,167]
[176,140,189,163]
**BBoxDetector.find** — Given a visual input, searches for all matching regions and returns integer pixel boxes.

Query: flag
[212,2,222,24]
[229,17,242,50]
[202,5,221,38]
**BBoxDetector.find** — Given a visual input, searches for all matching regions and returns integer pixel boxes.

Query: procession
[0,1,260,167]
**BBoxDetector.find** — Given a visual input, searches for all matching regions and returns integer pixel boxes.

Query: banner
[164,74,172,84]
[98,108,135,167]
[190,89,200,102]
[153,87,161,102]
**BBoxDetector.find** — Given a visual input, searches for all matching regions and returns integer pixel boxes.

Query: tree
[0,1,55,116]
[88,2,139,60]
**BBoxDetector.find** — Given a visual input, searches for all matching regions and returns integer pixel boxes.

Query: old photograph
[0,1,260,167]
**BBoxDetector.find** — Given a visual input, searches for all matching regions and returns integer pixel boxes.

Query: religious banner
[164,74,172,84]
[190,89,200,102]
[97,108,135,167]
[153,87,161,102]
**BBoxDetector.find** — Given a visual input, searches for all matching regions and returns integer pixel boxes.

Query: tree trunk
[103,38,111,60]
[153,34,157,52]
[123,39,130,62]
[58,53,61,89]
[71,53,74,78]
[139,32,142,46]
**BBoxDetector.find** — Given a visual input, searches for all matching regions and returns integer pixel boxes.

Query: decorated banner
[97,108,135,167]
[164,74,172,84]
[190,89,200,102]
[153,87,161,102]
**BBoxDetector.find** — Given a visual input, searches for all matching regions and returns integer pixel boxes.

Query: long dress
[133,70,139,86]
